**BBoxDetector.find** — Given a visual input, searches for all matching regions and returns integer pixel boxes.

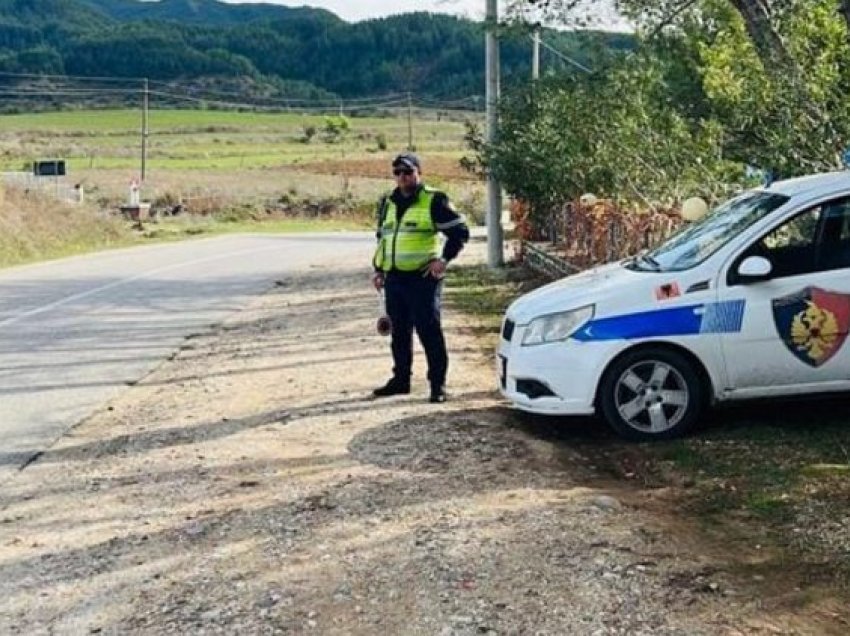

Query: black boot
[429,385,447,403]
[373,377,411,398]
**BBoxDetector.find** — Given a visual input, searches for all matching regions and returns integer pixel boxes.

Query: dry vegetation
[298,156,477,182]
[0,109,486,268]
[0,184,131,268]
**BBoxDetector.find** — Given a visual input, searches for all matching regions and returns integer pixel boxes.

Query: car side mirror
[736,255,773,283]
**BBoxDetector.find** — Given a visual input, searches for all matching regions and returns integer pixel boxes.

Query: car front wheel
[598,347,704,441]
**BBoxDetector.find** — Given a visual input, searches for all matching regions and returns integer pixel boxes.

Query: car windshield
[627,191,790,272]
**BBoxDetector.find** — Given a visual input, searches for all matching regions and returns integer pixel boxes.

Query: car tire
[598,346,705,441]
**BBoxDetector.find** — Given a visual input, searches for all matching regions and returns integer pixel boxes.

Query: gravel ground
[0,247,847,634]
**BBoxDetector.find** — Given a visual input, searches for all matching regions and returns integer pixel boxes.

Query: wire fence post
[141,78,148,182]
[407,92,413,150]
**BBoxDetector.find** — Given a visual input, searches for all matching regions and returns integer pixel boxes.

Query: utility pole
[485,0,503,268]
[141,78,149,182]
[532,25,541,80]
[407,91,413,150]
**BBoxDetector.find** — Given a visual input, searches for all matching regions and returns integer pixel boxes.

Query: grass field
[0,108,474,172]
[0,108,484,218]
[0,107,485,267]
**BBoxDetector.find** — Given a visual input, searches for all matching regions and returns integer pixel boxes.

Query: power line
[149,90,411,112]
[0,70,144,84]
[3,89,414,111]
[533,35,594,74]
[422,94,474,106]
[0,80,481,114]
[0,89,477,113]
[0,70,484,110]
[0,90,138,98]
[418,96,480,107]
[0,88,138,95]
[146,81,408,105]
[0,71,482,109]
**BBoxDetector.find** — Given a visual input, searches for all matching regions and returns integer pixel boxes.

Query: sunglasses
[393,167,414,176]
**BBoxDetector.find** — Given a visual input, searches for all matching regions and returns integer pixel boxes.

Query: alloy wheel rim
[614,360,689,433]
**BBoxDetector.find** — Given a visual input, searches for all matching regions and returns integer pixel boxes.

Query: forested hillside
[0,0,633,101]
[79,0,326,25]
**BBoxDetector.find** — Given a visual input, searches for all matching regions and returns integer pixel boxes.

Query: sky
[227,1,630,29]
[273,0,489,22]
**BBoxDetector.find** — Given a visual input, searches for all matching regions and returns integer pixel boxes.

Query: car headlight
[521,305,594,346]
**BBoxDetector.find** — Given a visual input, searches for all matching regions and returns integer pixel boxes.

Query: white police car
[498,172,850,440]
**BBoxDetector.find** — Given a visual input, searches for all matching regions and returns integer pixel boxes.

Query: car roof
[759,171,850,199]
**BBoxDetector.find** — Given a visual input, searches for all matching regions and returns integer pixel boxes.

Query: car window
[818,198,850,271]
[747,207,821,279]
[733,196,850,282]
[632,191,789,272]
[762,207,820,251]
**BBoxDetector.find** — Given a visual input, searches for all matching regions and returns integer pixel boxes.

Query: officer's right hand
[371,271,385,291]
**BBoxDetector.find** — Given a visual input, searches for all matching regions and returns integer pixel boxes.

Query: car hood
[507,262,644,324]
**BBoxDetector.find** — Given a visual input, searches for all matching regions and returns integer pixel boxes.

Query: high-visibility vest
[373,188,441,272]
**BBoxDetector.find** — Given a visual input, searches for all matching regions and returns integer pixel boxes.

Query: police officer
[372,153,470,403]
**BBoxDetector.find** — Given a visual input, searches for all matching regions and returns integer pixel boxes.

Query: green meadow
[0,108,473,172]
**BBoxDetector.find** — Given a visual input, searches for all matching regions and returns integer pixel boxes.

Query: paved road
[0,233,372,483]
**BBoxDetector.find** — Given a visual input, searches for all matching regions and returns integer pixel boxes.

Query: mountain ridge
[0,0,634,104]
[78,0,342,26]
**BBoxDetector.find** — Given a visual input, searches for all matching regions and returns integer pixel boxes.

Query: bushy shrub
[322,116,350,143]
[214,202,266,223]
[301,124,317,144]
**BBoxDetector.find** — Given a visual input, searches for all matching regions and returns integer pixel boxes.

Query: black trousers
[384,273,448,388]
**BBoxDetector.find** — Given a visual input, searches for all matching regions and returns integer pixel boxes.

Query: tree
[472,0,850,237]
[727,0,790,64]
[838,0,850,38]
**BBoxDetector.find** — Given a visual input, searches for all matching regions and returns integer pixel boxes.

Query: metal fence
[1,172,82,204]
[515,198,684,275]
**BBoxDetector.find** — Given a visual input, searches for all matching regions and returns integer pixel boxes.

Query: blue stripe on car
[572,300,746,342]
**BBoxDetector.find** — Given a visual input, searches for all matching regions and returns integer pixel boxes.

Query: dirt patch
[348,409,548,475]
[0,247,848,634]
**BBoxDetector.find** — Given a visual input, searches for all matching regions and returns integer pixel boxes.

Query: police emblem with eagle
[773,287,850,367]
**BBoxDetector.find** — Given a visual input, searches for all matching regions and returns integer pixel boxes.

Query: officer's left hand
[425,258,447,279]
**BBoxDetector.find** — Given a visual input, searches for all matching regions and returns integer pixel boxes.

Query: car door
[716,197,850,396]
